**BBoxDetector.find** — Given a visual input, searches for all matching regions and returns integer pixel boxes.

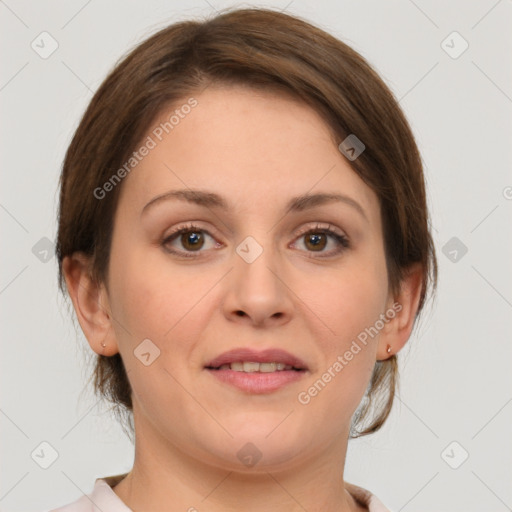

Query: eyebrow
[141,189,368,222]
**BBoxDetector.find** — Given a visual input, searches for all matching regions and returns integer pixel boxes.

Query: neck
[113,408,366,512]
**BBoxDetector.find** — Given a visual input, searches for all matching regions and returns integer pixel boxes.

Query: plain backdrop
[1,1,511,511]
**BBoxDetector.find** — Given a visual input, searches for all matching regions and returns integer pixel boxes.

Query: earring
[101,342,106,348]
[386,344,392,354]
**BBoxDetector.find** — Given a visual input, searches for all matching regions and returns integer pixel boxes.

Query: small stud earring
[101,342,106,348]
[386,344,392,354]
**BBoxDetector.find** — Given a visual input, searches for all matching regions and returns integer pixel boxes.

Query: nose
[221,238,293,328]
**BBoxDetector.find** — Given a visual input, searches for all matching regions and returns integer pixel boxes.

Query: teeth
[259,362,276,373]
[219,361,296,372]
[243,362,260,372]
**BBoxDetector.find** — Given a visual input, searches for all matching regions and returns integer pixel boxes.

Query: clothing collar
[91,474,391,512]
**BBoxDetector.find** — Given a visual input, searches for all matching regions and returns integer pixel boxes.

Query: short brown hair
[56,7,438,438]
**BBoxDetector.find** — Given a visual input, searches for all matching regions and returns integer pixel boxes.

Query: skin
[63,84,423,512]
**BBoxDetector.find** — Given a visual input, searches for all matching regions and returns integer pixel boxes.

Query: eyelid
[162,222,220,255]
[162,221,350,257]
[293,222,346,238]
[163,221,218,240]
[290,222,350,255]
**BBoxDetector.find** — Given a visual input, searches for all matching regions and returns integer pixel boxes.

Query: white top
[47,473,392,512]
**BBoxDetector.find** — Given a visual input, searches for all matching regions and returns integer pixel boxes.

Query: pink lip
[205,348,308,370]
[207,368,305,393]
[204,348,308,394]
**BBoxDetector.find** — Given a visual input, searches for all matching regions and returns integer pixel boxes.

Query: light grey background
[1,1,511,511]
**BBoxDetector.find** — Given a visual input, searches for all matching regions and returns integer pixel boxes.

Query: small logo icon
[134,338,161,366]
[236,236,263,264]
[236,442,262,467]
[441,31,469,59]
[503,186,512,200]
[32,236,55,263]
[442,236,468,263]
[441,440,469,469]
[31,441,59,469]
[31,31,59,59]
[338,134,365,161]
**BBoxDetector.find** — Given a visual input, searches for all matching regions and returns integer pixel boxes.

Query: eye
[292,223,350,257]
[162,222,350,259]
[162,223,220,257]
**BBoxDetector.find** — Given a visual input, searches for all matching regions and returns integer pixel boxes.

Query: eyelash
[162,222,350,259]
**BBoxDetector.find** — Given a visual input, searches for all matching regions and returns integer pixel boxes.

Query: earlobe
[62,253,119,356]
[377,263,424,361]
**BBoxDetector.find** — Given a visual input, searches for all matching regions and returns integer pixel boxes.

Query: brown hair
[56,6,438,438]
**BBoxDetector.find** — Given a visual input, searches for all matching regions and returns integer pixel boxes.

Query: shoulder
[45,493,95,512]
[345,481,393,512]
[45,473,131,512]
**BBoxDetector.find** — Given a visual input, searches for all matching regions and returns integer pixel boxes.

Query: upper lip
[205,348,308,370]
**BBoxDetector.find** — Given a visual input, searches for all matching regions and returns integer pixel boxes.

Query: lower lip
[206,368,306,393]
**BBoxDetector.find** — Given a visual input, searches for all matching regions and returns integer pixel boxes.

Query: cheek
[302,257,388,349]
[110,247,214,338]
[109,251,224,383]
[294,261,387,415]
[109,258,213,424]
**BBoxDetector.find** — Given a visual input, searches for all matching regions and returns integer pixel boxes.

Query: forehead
[117,85,379,221]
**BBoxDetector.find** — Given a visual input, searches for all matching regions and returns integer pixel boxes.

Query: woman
[53,6,437,511]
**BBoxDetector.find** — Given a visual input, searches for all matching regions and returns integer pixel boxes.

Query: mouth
[205,347,308,372]
[204,348,308,393]
[207,361,304,372]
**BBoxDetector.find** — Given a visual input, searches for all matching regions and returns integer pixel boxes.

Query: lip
[204,348,308,394]
[206,368,305,393]
[205,348,308,370]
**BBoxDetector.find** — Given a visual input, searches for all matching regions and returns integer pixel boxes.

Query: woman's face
[103,85,394,470]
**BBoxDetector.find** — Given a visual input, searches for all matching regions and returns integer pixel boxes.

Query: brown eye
[180,231,205,251]
[304,232,327,251]
[162,224,220,258]
[293,225,350,257]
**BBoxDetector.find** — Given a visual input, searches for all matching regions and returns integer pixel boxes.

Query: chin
[208,443,308,474]
[224,410,302,440]
[200,423,313,472]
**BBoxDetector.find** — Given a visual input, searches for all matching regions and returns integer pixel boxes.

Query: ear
[377,262,424,361]
[62,253,119,356]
